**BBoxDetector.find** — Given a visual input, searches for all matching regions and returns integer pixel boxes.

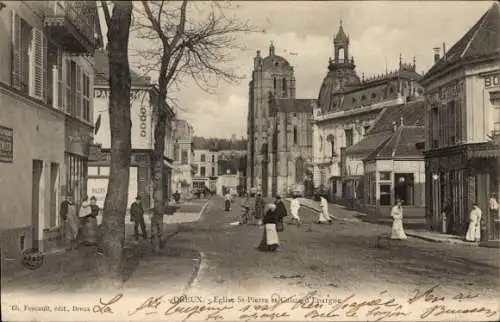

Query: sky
[99,1,494,139]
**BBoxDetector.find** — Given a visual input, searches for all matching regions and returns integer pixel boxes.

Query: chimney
[442,42,446,61]
[392,121,397,133]
[433,47,440,63]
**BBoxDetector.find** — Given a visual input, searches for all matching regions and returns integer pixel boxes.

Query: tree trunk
[151,106,167,253]
[99,1,133,285]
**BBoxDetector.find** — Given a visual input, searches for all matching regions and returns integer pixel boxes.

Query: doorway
[32,160,43,250]
[50,162,59,228]
[394,173,415,205]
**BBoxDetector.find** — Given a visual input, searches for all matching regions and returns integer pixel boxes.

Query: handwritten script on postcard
[5,285,499,321]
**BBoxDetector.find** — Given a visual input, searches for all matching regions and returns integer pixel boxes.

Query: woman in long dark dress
[258,204,280,252]
[81,196,99,246]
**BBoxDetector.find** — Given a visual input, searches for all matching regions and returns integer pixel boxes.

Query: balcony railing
[43,1,98,54]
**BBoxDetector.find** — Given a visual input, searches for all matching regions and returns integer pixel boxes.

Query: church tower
[246,42,295,196]
[329,21,360,92]
[318,21,361,112]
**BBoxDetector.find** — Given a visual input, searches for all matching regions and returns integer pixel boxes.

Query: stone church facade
[312,22,424,202]
[247,43,315,197]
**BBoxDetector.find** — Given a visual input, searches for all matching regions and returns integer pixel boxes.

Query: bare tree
[98,1,133,283]
[133,1,254,252]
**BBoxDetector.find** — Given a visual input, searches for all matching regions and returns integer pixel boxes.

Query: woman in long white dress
[465,204,482,242]
[391,199,407,240]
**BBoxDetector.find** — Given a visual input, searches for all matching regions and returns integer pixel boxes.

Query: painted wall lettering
[484,74,499,89]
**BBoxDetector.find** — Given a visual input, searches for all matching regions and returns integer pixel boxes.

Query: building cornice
[421,54,498,86]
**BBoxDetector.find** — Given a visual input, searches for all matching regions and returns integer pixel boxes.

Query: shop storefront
[425,142,500,239]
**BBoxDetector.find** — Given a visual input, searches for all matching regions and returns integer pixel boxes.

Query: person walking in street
[130,196,147,240]
[258,203,280,252]
[241,195,251,224]
[274,196,288,232]
[290,196,302,226]
[60,194,79,250]
[390,199,407,240]
[224,190,232,211]
[317,195,332,224]
[465,203,482,242]
[254,193,265,226]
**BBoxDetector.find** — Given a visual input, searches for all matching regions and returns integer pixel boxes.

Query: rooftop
[425,2,500,79]
[94,49,151,86]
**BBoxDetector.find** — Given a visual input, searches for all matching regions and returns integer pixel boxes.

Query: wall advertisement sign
[0,125,13,163]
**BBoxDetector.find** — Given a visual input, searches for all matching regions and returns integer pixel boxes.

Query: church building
[312,21,423,203]
[247,43,315,197]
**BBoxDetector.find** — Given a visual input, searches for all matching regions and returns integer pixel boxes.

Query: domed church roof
[261,42,292,70]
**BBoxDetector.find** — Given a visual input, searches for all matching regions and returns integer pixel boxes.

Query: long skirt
[258,224,279,251]
[465,220,481,242]
[81,217,99,245]
[391,218,407,240]
[225,200,231,211]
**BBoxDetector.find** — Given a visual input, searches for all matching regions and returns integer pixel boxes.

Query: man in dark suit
[130,196,147,240]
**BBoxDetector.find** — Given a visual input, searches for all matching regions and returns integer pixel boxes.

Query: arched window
[338,47,345,62]
[282,78,287,97]
[295,157,305,183]
[273,77,277,91]
[293,126,298,144]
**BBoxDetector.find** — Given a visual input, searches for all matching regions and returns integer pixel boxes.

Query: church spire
[269,41,275,56]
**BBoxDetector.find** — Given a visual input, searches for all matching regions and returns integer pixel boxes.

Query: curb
[182,251,205,294]
[296,202,362,223]
[405,232,479,247]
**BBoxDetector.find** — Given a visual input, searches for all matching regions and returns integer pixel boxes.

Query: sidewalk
[2,200,210,294]
[291,197,499,248]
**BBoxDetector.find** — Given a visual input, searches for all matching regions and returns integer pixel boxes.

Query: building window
[379,171,391,181]
[282,78,287,97]
[201,154,206,162]
[211,167,215,176]
[352,97,356,103]
[344,129,353,147]
[319,136,323,152]
[82,73,91,121]
[211,155,215,163]
[328,136,335,157]
[273,77,277,91]
[200,166,206,177]
[363,125,370,136]
[181,150,188,164]
[65,152,87,206]
[380,184,391,206]
[494,122,500,134]
[293,126,298,144]
[431,105,439,148]
[361,95,366,101]
[371,93,376,99]
[448,100,456,145]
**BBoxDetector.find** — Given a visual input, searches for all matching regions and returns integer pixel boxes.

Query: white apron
[265,224,279,245]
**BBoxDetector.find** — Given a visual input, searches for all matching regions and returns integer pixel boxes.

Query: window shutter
[57,49,64,110]
[30,28,45,100]
[76,65,82,118]
[11,10,21,90]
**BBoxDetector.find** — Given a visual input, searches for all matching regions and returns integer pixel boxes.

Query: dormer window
[352,98,357,103]
[361,95,366,101]
[371,93,376,99]
[274,61,279,67]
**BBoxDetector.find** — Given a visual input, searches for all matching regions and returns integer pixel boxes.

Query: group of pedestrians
[59,194,100,251]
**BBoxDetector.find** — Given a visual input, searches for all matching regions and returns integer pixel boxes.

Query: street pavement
[157,196,500,318]
[1,199,209,295]
[2,196,499,321]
